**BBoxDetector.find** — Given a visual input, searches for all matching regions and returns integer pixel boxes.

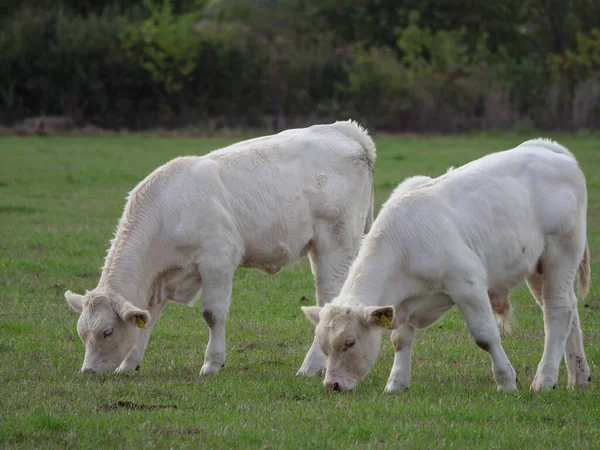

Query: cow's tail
[335,119,376,235]
[578,241,591,299]
[364,188,374,234]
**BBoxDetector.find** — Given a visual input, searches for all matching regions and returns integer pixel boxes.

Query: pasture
[1,133,600,448]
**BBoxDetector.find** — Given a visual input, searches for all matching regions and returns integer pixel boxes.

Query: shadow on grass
[0,204,40,214]
[98,400,179,411]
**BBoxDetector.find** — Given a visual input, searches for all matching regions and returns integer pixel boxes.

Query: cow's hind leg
[564,301,590,389]
[296,222,360,377]
[531,238,584,391]
[528,271,590,389]
[199,267,235,376]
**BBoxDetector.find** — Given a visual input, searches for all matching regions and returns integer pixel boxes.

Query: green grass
[1,133,600,449]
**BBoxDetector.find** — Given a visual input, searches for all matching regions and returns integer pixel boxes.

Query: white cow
[303,138,590,392]
[391,172,516,334]
[64,120,376,376]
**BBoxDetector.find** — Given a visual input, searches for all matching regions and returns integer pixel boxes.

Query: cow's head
[65,289,150,374]
[302,303,394,392]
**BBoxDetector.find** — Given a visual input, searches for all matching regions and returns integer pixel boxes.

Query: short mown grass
[1,133,600,449]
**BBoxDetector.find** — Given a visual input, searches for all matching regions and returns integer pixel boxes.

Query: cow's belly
[397,294,455,329]
[240,238,312,275]
[485,235,544,293]
[237,213,314,274]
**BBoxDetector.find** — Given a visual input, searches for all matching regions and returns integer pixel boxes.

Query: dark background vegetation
[1,0,599,132]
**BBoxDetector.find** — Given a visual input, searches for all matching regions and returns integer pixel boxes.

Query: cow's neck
[98,222,166,308]
[338,233,411,308]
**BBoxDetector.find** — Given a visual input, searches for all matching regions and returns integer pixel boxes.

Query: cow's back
[438,139,585,235]
[211,122,373,223]
[188,121,376,272]
[380,140,585,292]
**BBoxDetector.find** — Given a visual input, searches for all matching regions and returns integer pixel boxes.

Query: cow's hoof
[296,365,325,378]
[567,371,591,390]
[115,362,138,374]
[497,384,518,392]
[384,381,409,393]
[530,374,556,392]
[200,361,224,376]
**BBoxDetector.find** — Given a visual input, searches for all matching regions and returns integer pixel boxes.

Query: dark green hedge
[1,1,599,131]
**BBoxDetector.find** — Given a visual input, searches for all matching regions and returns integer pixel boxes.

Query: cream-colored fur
[304,139,590,392]
[65,120,376,375]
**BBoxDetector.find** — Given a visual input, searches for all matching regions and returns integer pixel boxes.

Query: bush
[337,15,516,131]
[0,3,598,132]
[340,46,408,128]
[546,29,600,129]
[0,8,156,128]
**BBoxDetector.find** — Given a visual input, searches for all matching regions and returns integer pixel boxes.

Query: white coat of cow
[65,120,376,376]
[303,139,590,392]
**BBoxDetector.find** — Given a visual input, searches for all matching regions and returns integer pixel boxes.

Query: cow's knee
[390,326,414,352]
[202,310,217,327]
[468,322,501,353]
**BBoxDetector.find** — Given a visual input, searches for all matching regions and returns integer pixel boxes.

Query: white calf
[64,120,376,376]
[303,138,590,392]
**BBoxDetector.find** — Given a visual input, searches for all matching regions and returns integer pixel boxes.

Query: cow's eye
[343,339,355,351]
[103,328,114,338]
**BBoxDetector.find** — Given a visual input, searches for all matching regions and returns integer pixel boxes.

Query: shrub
[120,0,272,125]
[339,46,408,128]
[0,8,154,128]
[546,29,600,129]
[0,3,598,131]
[337,14,514,131]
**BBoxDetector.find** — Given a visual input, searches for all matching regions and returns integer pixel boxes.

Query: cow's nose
[81,366,96,374]
[325,381,342,392]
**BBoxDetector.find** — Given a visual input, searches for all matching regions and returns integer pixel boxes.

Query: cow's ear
[113,299,150,329]
[302,306,322,326]
[65,290,85,312]
[364,306,395,328]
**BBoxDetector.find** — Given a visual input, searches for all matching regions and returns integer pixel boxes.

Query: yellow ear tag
[136,316,146,329]
[380,315,392,329]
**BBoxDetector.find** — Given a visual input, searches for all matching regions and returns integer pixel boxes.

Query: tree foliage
[1,0,599,130]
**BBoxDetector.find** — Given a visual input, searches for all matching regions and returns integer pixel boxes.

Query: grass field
[1,133,600,449]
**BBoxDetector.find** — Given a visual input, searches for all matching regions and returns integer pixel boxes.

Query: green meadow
[1,133,599,448]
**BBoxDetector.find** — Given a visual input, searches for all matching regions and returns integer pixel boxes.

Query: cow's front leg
[385,324,415,392]
[116,302,166,373]
[297,339,327,377]
[199,269,234,376]
[449,275,517,391]
[115,329,151,373]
